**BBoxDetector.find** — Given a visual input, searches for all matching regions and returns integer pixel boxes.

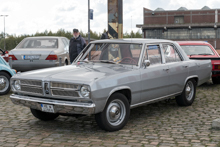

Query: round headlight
[14,80,21,90]
[80,85,90,98]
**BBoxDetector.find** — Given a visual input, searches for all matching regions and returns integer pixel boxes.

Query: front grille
[20,80,42,87]
[21,86,43,95]
[51,89,79,97]
[51,82,79,90]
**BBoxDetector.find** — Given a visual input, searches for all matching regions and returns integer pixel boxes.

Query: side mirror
[143,60,150,68]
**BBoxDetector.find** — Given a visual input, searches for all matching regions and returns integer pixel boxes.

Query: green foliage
[0,29,143,51]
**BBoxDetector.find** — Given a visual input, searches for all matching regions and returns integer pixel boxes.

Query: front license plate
[23,55,40,60]
[41,104,54,113]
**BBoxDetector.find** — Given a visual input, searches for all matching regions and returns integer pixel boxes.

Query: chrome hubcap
[185,81,194,101]
[0,76,9,92]
[106,99,126,126]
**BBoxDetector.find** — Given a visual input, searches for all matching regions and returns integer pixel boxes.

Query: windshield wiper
[198,53,213,55]
[98,60,116,64]
[77,60,90,63]
[189,54,197,57]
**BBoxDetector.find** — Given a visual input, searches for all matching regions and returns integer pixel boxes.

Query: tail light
[5,51,8,54]
[213,65,220,70]
[46,54,58,60]
[9,55,17,60]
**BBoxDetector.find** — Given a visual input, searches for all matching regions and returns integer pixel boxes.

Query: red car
[178,41,220,84]
[0,48,9,62]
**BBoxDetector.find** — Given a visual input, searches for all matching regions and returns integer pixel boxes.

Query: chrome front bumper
[10,94,96,115]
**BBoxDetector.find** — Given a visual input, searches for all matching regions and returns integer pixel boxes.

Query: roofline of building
[136,23,220,29]
[144,7,220,13]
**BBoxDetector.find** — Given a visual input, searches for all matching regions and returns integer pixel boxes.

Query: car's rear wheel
[0,72,11,95]
[176,79,196,106]
[95,93,130,131]
[30,108,59,121]
[212,77,220,84]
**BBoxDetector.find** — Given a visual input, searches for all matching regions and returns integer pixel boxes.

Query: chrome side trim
[10,94,95,115]
[130,92,182,109]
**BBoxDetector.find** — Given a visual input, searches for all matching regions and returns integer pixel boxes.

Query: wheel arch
[0,70,13,77]
[104,86,132,108]
[184,75,198,88]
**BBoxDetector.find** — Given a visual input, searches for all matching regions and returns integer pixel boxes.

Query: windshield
[76,43,142,66]
[17,38,58,49]
[180,45,214,55]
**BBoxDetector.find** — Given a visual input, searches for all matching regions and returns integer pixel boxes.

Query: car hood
[12,64,134,85]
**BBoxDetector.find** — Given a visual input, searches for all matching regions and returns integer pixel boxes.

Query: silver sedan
[9,36,70,71]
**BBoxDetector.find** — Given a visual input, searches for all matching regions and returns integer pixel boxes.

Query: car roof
[177,41,211,45]
[91,38,176,44]
[24,36,66,39]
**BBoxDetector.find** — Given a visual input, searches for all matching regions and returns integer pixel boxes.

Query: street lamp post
[0,15,8,50]
[88,0,90,43]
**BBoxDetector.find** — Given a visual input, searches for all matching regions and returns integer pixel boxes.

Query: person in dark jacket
[69,29,86,63]
[100,31,109,39]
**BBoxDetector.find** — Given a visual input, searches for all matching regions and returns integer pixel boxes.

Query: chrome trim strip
[130,92,182,109]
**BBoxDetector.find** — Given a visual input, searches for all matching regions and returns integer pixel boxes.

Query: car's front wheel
[0,71,11,95]
[176,79,196,106]
[95,93,130,131]
[30,109,59,121]
[212,77,220,84]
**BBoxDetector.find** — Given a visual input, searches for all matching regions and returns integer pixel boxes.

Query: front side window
[180,45,214,56]
[163,44,181,63]
[17,38,58,49]
[144,45,162,65]
[77,43,142,66]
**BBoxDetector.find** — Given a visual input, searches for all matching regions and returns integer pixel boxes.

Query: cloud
[0,0,218,36]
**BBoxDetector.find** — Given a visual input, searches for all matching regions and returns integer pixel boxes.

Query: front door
[140,44,170,102]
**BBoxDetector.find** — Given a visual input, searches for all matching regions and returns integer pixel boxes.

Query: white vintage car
[10,39,212,131]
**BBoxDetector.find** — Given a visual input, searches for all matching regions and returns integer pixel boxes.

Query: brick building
[136,6,220,49]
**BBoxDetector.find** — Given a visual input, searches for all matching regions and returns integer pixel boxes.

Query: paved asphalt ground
[1,82,220,147]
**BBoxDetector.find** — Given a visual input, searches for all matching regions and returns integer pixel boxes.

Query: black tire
[0,71,11,95]
[30,108,59,121]
[95,93,130,132]
[176,79,196,106]
[212,77,220,84]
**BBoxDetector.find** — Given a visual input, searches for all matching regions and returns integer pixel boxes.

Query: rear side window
[61,38,68,47]
[163,44,181,63]
[144,45,162,65]
[17,38,58,49]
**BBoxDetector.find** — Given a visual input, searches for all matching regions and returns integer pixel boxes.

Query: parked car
[178,41,220,84]
[9,36,70,71]
[0,55,16,95]
[10,39,212,131]
[0,48,9,62]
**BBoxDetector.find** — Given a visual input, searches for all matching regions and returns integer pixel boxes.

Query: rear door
[162,43,188,94]
[140,44,170,102]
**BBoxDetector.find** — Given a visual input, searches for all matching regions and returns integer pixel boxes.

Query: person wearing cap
[69,29,86,63]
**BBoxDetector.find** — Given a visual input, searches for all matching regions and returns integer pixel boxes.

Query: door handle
[183,65,188,68]
[163,68,169,71]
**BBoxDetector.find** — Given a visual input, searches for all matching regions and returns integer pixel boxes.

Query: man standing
[69,29,86,63]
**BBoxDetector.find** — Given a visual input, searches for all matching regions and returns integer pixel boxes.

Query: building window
[191,28,215,39]
[174,16,184,24]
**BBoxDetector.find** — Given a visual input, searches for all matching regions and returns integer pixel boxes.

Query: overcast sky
[0,0,220,36]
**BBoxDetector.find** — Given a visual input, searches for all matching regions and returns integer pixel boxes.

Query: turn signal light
[46,55,58,60]
[9,55,17,60]
[213,65,220,70]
